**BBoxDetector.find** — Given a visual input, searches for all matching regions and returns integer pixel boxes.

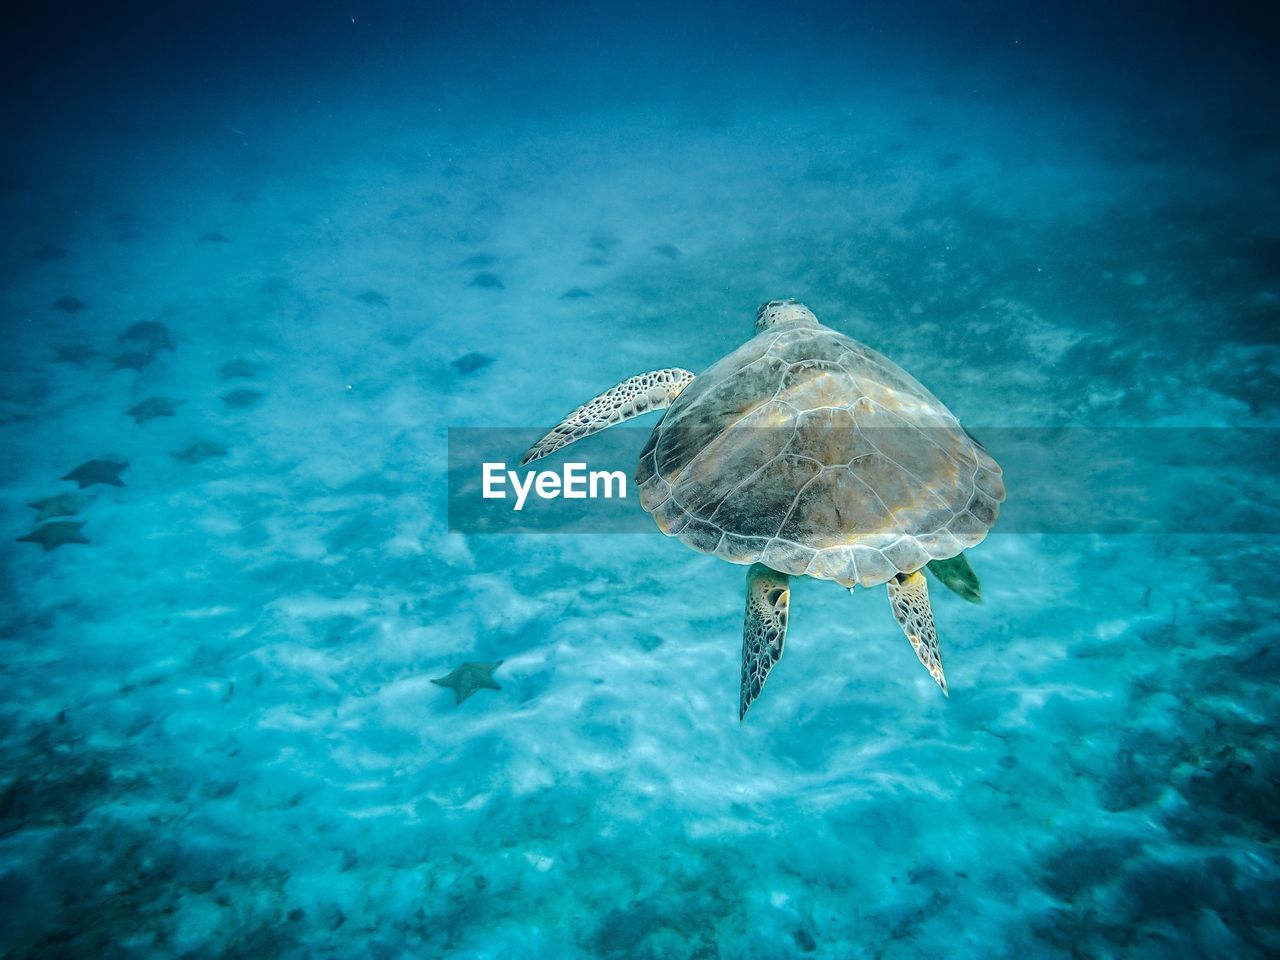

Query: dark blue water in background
[2,3,1277,957]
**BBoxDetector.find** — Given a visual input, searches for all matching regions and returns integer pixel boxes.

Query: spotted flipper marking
[741,563,791,720]
[887,571,948,696]
[520,368,695,466]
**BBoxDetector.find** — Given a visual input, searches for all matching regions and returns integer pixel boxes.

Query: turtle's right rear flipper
[520,368,695,466]
[888,571,947,696]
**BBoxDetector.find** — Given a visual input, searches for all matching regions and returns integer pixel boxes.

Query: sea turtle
[520,299,1004,718]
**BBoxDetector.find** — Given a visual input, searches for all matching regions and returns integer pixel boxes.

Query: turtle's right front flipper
[741,563,790,721]
[520,368,695,466]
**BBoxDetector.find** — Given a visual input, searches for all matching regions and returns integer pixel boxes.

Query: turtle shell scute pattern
[636,319,1005,588]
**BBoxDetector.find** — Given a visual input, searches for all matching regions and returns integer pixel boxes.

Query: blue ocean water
[2,2,1277,957]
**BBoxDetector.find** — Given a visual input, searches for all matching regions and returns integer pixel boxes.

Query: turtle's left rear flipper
[741,563,790,720]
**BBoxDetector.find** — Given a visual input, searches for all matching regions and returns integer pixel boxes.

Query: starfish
[29,492,90,521]
[62,459,128,488]
[452,352,494,375]
[17,521,89,551]
[354,289,389,307]
[222,388,264,408]
[432,661,503,704]
[258,276,292,295]
[172,441,228,464]
[54,344,98,365]
[219,357,260,379]
[113,352,154,372]
[588,231,619,253]
[52,295,89,313]
[119,321,175,353]
[127,396,184,423]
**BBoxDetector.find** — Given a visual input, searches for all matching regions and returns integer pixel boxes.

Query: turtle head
[755,299,818,333]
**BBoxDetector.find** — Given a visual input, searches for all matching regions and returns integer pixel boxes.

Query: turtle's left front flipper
[520,368,695,466]
[741,563,790,720]
[887,571,948,696]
